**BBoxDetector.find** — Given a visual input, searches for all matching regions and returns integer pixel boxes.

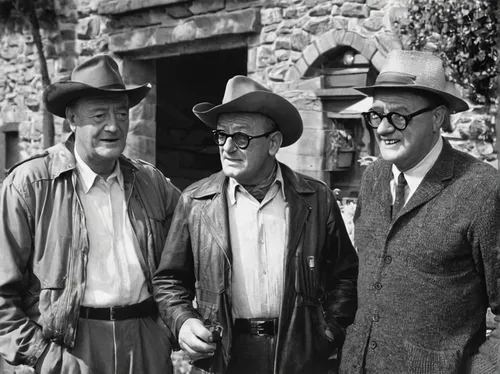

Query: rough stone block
[315,30,337,55]
[342,31,355,46]
[189,0,225,15]
[309,4,332,17]
[375,32,402,55]
[290,51,302,62]
[267,61,292,81]
[331,5,341,15]
[277,20,296,36]
[367,0,388,10]
[256,45,275,68]
[261,30,278,44]
[290,29,310,51]
[363,16,383,32]
[261,7,283,25]
[226,0,263,11]
[77,16,101,40]
[359,39,377,60]
[172,21,197,42]
[303,15,330,35]
[340,3,370,18]
[302,43,320,66]
[332,29,346,45]
[98,0,188,15]
[247,47,258,73]
[274,35,291,50]
[276,49,291,62]
[166,4,193,18]
[194,8,260,39]
[332,16,348,29]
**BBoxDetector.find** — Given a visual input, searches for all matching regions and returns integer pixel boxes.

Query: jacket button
[372,314,379,322]
[374,282,382,290]
[384,256,392,264]
[370,341,377,349]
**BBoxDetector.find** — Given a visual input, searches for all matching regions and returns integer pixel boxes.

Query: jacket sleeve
[469,186,500,372]
[153,192,200,341]
[0,178,49,367]
[322,188,359,346]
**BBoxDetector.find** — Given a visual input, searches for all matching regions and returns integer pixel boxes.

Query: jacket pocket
[403,340,461,374]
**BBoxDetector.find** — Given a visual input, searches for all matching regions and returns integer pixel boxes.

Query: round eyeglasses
[212,129,276,150]
[362,106,435,131]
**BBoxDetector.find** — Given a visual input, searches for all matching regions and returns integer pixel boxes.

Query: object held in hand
[206,322,223,342]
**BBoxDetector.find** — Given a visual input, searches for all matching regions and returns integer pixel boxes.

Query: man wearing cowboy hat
[339,49,500,373]
[0,55,180,373]
[153,75,358,373]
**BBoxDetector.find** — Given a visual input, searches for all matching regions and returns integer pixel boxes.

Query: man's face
[67,94,129,174]
[217,113,282,185]
[371,90,441,172]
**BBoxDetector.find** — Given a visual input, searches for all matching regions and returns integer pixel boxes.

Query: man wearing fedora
[0,55,180,373]
[339,49,500,373]
[153,75,358,373]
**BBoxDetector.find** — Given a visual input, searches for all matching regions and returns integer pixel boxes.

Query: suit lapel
[372,161,393,224]
[393,139,455,222]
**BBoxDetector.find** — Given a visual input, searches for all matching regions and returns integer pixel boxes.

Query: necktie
[392,173,407,219]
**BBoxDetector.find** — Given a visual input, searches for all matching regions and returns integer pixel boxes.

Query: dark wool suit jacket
[340,139,500,374]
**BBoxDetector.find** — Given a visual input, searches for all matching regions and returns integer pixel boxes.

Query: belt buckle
[256,323,266,336]
[110,305,119,321]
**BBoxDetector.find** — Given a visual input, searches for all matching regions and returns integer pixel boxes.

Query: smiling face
[217,112,282,185]
[371,89,445,172]
[66,93,129,177]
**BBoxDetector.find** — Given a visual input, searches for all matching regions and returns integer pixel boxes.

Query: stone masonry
[0,0,494,185]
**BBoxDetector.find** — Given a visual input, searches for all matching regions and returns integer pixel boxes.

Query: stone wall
[0,0,494,186]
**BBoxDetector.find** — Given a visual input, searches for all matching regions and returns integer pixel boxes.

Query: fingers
[179,318,217,361]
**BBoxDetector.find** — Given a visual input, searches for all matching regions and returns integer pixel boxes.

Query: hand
[178,318,217,362]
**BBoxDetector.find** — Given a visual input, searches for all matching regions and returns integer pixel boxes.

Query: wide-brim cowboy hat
[193,75,303,147]
[355,50,469,114]
[43,55,152,118]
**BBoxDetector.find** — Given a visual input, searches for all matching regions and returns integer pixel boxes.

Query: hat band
[375,72,417,85]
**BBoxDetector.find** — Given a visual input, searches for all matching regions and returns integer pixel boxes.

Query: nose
[105,112,118,132]
[222,136,237,153]
[376,117,396,136]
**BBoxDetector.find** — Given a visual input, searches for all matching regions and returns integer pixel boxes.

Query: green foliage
[396,0,498,105]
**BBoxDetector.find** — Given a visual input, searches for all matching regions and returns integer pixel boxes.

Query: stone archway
[285,29,389,83]
[276,29,400,192]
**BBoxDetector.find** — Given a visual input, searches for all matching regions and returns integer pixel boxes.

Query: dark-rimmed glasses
[212,129,276,150]
[362,106,435,131]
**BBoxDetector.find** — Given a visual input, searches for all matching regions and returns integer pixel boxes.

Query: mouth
[100,138,120,144]
[382,139,400,146]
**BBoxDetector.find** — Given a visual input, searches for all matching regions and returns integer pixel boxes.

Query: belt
[233,318,279,336]
[80,297,157,321]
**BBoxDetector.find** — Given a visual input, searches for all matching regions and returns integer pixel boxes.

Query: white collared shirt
[227,164,287,319]
[74,149,150,307]
[391,136,443,205]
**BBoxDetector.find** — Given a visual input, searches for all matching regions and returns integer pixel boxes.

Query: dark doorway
[156,48,247,190]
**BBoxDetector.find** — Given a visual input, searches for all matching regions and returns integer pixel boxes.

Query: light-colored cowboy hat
[192,75,303,147]
[355,50,469,113]
[43,55,152,118]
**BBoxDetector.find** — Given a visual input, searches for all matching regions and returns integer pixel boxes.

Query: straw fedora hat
[355,50,469,113]
[192,75,303,147]
[43,55,152,118]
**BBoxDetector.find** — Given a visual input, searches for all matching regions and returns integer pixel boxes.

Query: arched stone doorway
[277,30,393,198]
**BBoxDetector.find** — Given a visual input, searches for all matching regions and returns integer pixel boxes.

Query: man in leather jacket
[153,75,358,373]
[0,55,180,373]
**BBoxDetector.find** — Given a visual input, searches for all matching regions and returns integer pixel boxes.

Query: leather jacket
[0,136,180,367]
[153,163,358,373]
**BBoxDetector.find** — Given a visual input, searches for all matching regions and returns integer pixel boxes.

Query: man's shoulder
[182,171,225,196]
[4,147,58,187]
[451,148,500,191]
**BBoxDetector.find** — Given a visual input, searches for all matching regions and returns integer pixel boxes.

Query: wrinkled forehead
[217,112,273,132]
[371,89,430,112]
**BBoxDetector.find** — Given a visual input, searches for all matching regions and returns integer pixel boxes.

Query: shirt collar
[227,162,285,205]
[74,148,124,194]
[392,136,443,194]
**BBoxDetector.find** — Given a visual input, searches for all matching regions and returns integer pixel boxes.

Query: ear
[268,131,283,157]
[65,106,77,133]
[432,105,447,132]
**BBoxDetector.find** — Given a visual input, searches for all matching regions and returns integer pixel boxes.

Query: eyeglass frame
[362,106,436,131]
[212,128,278,150]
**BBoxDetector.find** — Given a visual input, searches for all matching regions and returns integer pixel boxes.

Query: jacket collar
[385,137,455,222]
[48,133,137,179]
[192,161,316,199]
